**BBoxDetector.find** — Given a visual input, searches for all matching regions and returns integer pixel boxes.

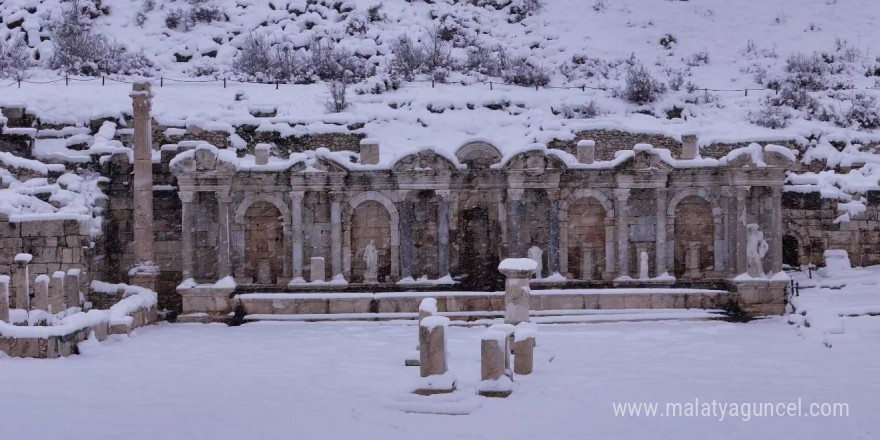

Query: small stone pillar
[33,275,49,311]
[581,245,594,281]
[513,324,537,375]
[0,275,9,322]
[685,241,702,278]
[255,143,270,165]
[65,269,82,308]
[12,253,31,310]
[310,257,325,282]
[681,133,698,160]
[488,323,515,371]
[414,315,455,395]
[406,297,437,366]
[498,258,537,325]
[49,271,65,314]
[359,138,380,165]
[577,139,596,164]
[478,331,512,397]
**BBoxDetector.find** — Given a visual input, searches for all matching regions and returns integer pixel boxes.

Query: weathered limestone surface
[32,275,49,311]
[49,271,65,313]
[478,331,512,398]
[415,315,455,395]
[65,269,82,308]
[498,259,537,325]
[0,275,9,322]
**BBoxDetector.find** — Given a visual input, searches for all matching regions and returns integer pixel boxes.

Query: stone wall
[0,218,89,281]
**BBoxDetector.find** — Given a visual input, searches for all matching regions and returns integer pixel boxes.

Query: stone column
[0,275,9,322]
[604,218,616,279]
[770,186,783,274]
[415,316,456,395]
[49,271,65,314]
[655,188,668,276]
[290,191,305,282]
[12,254,30,310]
[507,189,523,257]
[180,191,195,280]
[216,191,231,279]
[399,199,414,279]
[437,193,450,277]
[734,187,750,274]
[498,258,537,325]
[548,190,561,275]
[130,82,154,266]
[685,242,702,278]
[478,331,512,398]
[513,327,536,375]
[407,297,438,367]
[65,269,81,308]
[330,192,343,280]
[33,275,49,311]
[614,189,631,277]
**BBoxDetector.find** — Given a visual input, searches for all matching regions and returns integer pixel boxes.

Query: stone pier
[414,315,455,395]
[49,271,65,314]
[478,331,512,398]
[0,275,9,322]
[12,253,31,310]
[129,82,157,291]
[498,258,537,325]
[513,325,537,375]
[33,275,49,311]
[405,297,437,367]
[310,257,326,282]
[65,269,82,308]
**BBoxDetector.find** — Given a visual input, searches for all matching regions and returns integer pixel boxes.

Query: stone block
[537,294,585,310]
[597,294,626,309]
[328,297,372,314]
[624,294,651,309]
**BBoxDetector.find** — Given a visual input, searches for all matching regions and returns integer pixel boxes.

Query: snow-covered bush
[749,105,791,129]
[391,35,424,80]
[423,26,453,82]
[502,57,549,86]
[785,53,828,91]
[354,72,402,95]
[0,37,32,80]
[308,37,374,82]
[509,0,543,22]
[49,1,153,76]
[684,51,709,67]
[232,33,274,80]
[622,64,666,104]
[553,100,601,119]
[838,93,880,129]
[165,8,184,29]
[188,0,226,24]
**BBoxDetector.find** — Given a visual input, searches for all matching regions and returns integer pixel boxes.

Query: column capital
[507,188,524,201]
[613,188,630,201]
[216,189,232,203]
[290,190,305,202]
[179,191,195,203]
[547,188,562,201]
[436,190,451,201]
[329,191,344,204]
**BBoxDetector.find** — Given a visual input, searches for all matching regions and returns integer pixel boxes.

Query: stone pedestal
[513,332,536,375]
[12,254,31,310]
[577,139,596,164]
[478,331,512,398]
[33,275,49,311]
[581,246,594,281]
[129,271,158,293]
[406,297,438,367]
[65,269,82,309]
[49,271,65,314]
[310,257,326,282]
[414,315,455,395]
[177,283,234,317]
[255,143,270,165]
[732,277,788,316]
[0,275,9,322]
[685,241,702,279]
[359,139,380,165]
[681,133,698,159]
[498,258,537,325]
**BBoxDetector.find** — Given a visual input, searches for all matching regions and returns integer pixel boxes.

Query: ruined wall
[0,218,89,278]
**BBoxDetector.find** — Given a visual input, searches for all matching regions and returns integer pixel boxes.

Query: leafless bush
[232,33,274,79]
[838,93,880,129]
[749,105,791,129]
[308,37,374,82]
[623,64,666,104]
[326,78,349,113]
[684,51,709,66]
[509,0,543,22]
[390,35,424,80]
[423,26,453,82]
[785,53,828,91]
[554,101,601,119]
[502,57,549,86]
[0,37,32,80]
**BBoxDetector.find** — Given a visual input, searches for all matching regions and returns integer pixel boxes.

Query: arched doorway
[458,207,501,290]
[566,198,606,280]
[673,196,714,279]
[244,201,284,284]
[350,200,392,283]
[782,235,800,268]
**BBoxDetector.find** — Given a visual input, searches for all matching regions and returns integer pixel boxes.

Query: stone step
[232,288,734,316]
[240,308,728,324]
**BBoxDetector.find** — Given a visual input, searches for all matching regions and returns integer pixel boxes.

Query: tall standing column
[330,192,343,280]
[734,187,750,275]
[655,188,668,276]
[180,191,195,280]
[216,191,231,279]
[399,198,414,280]
[131,82,154,265]
[437,192,450,277]
[770,186,783,274]
[614,189,631,277]
[547,190,560,275]
[508,189,524,257]
[290,191,305,282]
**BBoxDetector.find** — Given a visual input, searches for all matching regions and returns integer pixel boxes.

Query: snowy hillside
[1,0,880,217]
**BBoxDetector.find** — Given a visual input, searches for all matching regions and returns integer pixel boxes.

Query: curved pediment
[392,149,457,174]
[455,141,502,170]
[170,143,237,175]
[503,149,567,174]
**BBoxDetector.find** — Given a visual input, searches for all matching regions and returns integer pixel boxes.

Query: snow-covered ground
[3,270,880,439]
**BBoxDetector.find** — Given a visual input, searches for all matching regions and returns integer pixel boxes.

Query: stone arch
[242,201,286,284]
[232,192,292,284]
[671,195,716,278]
[559,189,616,279]
[455,141,502,169]
[666,188,725,276]
[343,191,400,280]
[784,224,813,266]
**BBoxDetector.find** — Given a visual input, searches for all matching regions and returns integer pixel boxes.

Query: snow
[418,298,437,315]
[420,315,450,331]
[13,253,32,263]
[498,258,539,272]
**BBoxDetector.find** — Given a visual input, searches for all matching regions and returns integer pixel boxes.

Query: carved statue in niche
[528,246,543,278]
[363,239,378,283]
[746,223,769,278]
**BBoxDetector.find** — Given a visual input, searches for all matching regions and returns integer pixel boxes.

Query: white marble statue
[527,246,543,278]
[638,251,649,280]
[746,223,769,278]
[363,240,378,283]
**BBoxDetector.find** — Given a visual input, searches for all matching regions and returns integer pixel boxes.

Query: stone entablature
[169,140,793,299]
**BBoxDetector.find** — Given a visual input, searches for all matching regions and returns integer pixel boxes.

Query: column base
[177,283,235,316]
[731,274,788,316]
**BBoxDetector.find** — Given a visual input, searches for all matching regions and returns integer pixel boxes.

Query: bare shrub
[423,26,453,82]
[785,53,827,91]
[684,51,709,66]
[554,101,601,119]
[510,0,543,22]
[839,93,880,129]
[502,57,550,86]
[623,64,666,104]
[749,105,791,129]
[326,78,349,113]
[232,33,274,79]
[771,86,818,111]
[390,35,424,80]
